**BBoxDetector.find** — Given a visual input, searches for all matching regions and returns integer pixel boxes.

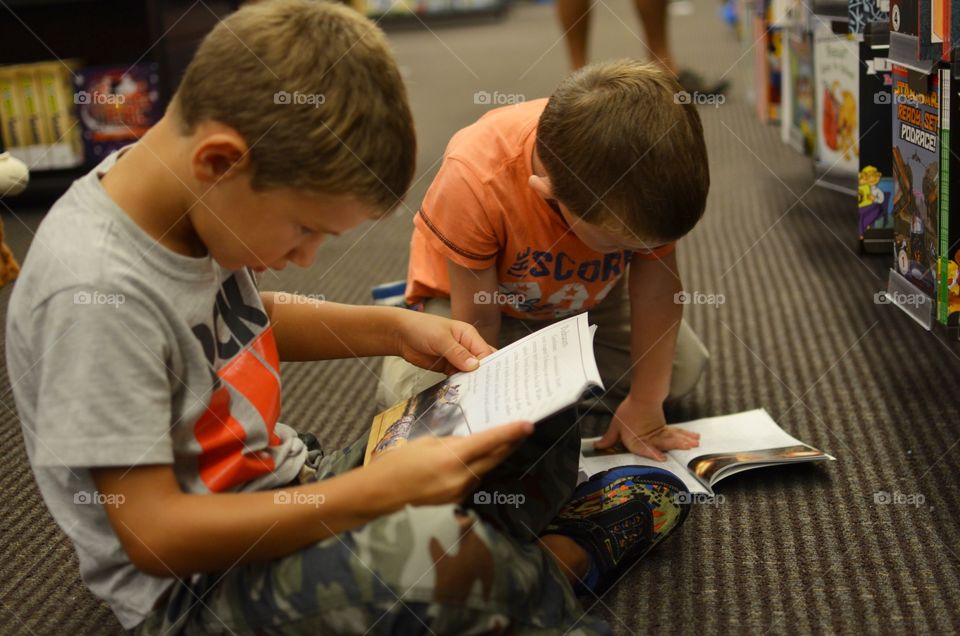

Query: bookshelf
[0,0,236,204]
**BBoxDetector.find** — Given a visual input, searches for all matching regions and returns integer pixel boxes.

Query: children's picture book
[578,409,835,495]
[891,64,940,299]
[754,7,783,124]
[814,20,860,193]
[783,27,816,154]
[858,33,895,250]
[365,313,602,464]
[74,63,161,163]
[937,63,960,326]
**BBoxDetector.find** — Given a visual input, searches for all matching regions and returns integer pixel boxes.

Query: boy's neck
[100,115,208,259]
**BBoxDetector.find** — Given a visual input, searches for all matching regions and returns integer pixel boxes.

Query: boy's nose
[288,237,324,268]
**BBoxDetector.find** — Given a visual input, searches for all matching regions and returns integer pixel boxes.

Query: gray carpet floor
[2,0,960,633]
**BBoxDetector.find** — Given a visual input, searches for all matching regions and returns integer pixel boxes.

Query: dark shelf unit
[0,0,237,206]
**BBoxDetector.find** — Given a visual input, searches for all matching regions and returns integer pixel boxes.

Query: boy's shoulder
[443,98,548,181]
[10,157,212,321]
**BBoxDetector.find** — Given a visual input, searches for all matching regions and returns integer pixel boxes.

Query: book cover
[814,22,860,191]
[787,27,816,154]
[74,63,161,163]
[0,68,28,164]
[891,64,940,299]
[858,38,896,246]
[937,65,960,325]
[15,67,53,169]
[34,61,83,169]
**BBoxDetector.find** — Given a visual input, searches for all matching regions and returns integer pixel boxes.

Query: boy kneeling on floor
[6,1,690,633]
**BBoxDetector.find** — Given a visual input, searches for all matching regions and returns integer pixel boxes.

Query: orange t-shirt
[406,98,674,320]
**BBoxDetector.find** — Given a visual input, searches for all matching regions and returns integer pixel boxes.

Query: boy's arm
[91,420,532,578]
[594,249,700,459]
[262,293,492,373]
[447,260,501,345]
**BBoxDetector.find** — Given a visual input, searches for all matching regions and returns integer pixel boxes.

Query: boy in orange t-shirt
[377,61,711,461]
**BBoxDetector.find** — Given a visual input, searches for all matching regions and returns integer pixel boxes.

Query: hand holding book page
[578,409,835,495]
[365,313,603,464]
[454,313,603,431]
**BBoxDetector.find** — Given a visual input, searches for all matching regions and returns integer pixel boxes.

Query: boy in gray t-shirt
[6,2,691,633]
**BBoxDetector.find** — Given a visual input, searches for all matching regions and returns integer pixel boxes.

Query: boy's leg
[589,279,709,406]
[135,505,612,635]
[375,299,452,411]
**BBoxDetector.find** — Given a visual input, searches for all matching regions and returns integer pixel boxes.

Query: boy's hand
[367,420,534,506]
[395,310,495,375]
[595,396,700,461]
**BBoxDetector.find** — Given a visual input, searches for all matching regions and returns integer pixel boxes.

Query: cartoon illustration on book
[858,165,893,238]
[946,251,960,316]
[890,66,939,297]
[370,382,466,457]
[823,81,859,161]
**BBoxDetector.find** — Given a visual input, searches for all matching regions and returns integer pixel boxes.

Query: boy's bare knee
[427,512,495,604]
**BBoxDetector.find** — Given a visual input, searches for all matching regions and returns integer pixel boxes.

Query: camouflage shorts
[134,410,614,635]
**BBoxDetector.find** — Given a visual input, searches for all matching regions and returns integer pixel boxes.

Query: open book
[365,313,603,464]
[579,409,835,495]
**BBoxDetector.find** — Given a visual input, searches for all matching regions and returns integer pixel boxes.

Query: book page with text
[453,313,603,432]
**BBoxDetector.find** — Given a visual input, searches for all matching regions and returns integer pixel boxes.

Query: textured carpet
[2,0,960,634]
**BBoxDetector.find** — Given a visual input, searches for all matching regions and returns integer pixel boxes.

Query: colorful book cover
[814,22,860,189]
[788,28,816,154]
[74,63,160,163]
[891,64,940,299]
[937,65,960,325]
[755,0,784,124]
[858,38,895,244]
[34,61,83,169]
[15,67,53,169]
[0,68,27,162]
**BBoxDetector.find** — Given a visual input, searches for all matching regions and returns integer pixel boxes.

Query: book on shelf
[859,25,896,250]
[937,59,960,326]
[891,64,940,302]
[74,63,161,164]
[0,61,83,170]
[814,20,861,194]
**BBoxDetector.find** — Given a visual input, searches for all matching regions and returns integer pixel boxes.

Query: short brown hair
[173,0,415,215]
[536,61,709,242]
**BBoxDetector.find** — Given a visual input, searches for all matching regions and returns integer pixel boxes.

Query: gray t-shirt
[6,151,307,629]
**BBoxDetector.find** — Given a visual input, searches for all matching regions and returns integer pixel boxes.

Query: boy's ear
[527,174,554,200]
[191,132,251,184]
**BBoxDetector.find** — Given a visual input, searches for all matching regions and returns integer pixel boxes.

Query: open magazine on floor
[578,409,836,495]
[364,312,603,465]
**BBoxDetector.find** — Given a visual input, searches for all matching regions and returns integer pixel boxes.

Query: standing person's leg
[632,0,675,73]
[556,0,594,70]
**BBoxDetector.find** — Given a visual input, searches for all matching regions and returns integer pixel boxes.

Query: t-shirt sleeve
[633,242,676,261]
[29,288,175,468]
[415,157,503,269]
